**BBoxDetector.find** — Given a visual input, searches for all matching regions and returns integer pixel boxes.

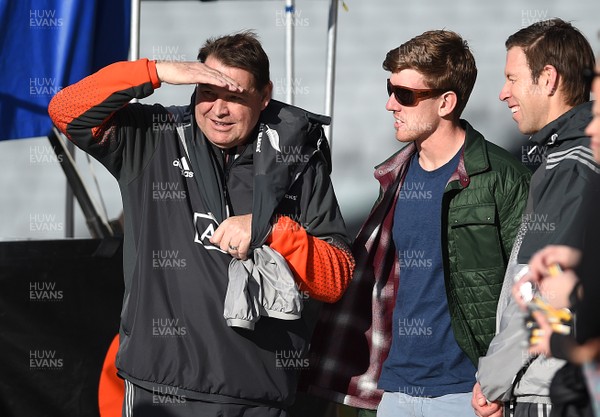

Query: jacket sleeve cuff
[146,59,162,89]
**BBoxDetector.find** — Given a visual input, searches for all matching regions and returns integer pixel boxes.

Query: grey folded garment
[224,246,304,330]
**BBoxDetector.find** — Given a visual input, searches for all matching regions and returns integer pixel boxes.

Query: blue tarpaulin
[0,0,130,140]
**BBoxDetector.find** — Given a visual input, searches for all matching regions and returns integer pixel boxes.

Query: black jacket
[48,59,352,408]
[518,102,600,265]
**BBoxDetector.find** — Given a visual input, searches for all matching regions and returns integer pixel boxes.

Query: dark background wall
[0,238,124,417]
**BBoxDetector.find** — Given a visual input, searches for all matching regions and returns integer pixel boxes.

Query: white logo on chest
[193,212,226,253]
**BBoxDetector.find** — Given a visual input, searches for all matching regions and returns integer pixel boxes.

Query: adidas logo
[172,157,194,178]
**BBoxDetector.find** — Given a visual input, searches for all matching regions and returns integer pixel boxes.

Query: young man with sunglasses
[301,30,530,417]
[473,19,600,417]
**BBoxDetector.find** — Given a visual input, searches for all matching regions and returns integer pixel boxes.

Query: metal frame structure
[129,0,340,146]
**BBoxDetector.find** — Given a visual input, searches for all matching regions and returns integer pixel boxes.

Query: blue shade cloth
[0,0,130,140]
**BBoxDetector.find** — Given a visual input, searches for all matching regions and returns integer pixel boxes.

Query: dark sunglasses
[584,68,600,90]
[386,79,447,107]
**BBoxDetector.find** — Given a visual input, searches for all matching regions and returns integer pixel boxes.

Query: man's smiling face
[499,46,551,135]
[194,56,271,149]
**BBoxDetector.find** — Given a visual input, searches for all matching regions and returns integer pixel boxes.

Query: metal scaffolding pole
[285,0,295,105]
[324,0,339,149]
[130,0,141,61]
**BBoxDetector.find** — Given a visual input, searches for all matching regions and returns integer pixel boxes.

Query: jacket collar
[374,119,489,191]
[455,120,490,188]
[529,101,593,147]
[182,97,331,249]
